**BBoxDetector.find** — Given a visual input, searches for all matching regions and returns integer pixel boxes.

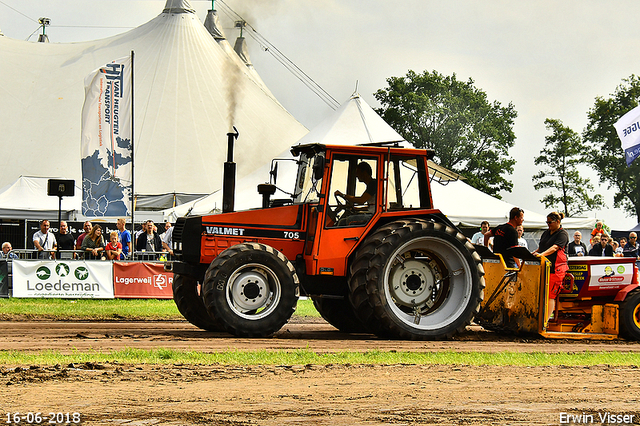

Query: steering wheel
[334,192,357,217]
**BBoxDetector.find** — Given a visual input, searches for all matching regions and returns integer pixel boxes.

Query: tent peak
[204,9,225,40]
[163,0,196,14]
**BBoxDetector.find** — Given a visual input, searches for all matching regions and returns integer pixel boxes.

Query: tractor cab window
[387,155,431,210]
[325,155,378,227]
[293,151,324,204]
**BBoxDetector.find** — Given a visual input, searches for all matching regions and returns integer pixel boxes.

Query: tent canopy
[0,0,307,210]
[0,176,82,220]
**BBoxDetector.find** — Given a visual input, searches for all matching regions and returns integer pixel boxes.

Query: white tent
[0,0,307,211]
[163,93,595,230]
[0,176,82,220]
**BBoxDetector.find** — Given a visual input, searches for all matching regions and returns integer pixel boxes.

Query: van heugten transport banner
[81,55,133,217]
[113,262,173,299]
[12,260,114,298]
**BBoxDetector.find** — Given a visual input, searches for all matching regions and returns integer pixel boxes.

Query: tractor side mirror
[313,156,325,181]
[269,161,278,185]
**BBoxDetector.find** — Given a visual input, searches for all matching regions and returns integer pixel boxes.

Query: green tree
[533,118,604,217]
[583,75,640,222]
[374,70,517,198]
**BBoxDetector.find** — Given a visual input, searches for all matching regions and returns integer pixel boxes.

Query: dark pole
[58,196,62,229]
[130,50,135,239]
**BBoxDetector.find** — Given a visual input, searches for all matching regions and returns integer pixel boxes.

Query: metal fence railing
[5,249,172,262]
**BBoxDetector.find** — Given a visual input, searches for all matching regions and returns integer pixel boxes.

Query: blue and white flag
[614,104,640,167]
[81,55,133,217]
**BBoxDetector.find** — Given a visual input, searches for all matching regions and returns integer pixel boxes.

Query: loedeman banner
[614,104,640,166]
[81,54,133,217]
[113,262,173,299]
[12,260,114,298]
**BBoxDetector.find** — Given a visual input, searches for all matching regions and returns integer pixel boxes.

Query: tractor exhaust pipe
[222,126,239,213]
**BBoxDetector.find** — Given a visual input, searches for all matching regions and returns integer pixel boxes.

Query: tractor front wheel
[620,288,640,340]
[201,243,299,337]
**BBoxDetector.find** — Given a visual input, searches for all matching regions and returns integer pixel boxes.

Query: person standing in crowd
[75,221,92,251]
[81,224,105,260]
[516,225,528,249]
[1,242,17,259]
[33,220,57,259]
[135,221,148,246]
[136,220,163,259]
[484,207,524,268]
[105,231,123,260]
[161,223,174,258]
[590,234,613,256]
[568,231,587,257]
[623,232,640,259]
[533,211,569,320]
[590,221,605,245]
[116,218,132,260]
[160,221,172,241]
[612,240,622,257]
[55,221,75,259]
[471,221,490,245]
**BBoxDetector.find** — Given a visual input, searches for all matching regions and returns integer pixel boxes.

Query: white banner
[81,54,133,217]
[588,263,634,289]
[613,104,640,166]
[12,260,114,299]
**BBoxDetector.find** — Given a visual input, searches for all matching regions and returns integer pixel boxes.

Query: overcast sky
[1,0,639,229]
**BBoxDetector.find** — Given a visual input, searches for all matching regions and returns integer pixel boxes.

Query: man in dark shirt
[623,232,639,258]
[484,207,524,268]
[55,221,76,259]
[568,231,588,257]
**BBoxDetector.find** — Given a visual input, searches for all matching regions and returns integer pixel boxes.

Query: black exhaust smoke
[222,126,239,213]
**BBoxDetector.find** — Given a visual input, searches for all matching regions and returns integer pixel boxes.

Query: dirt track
[2,318,640,425]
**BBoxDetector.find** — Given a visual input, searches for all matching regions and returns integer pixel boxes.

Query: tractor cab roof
[290,142,435,160]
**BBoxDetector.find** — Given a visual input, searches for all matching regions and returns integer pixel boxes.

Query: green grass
[0,348,639,366]
[0,297,321,320]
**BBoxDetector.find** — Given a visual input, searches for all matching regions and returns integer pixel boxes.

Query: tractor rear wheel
[311,296,370,333]
[620,288,640,340]
[172,274,223,332]
[201,243,299,337]
[349,219,485,340]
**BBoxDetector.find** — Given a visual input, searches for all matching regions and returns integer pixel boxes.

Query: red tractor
[167,139,485,339]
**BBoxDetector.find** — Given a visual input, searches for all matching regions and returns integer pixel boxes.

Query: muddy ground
[1,318,639,425]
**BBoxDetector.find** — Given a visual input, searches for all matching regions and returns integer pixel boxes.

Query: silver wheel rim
[383,236,473,330]
[225,263,281,320]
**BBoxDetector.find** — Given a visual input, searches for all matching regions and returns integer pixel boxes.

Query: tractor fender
[615,283,640,302]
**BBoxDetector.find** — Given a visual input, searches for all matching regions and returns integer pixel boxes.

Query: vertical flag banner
[81,55,133,216]
[614,104,640,167]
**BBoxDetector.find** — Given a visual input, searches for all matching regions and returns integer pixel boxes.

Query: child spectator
[105,231,123,260]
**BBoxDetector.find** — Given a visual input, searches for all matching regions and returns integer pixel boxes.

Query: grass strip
[0,298,321,320]
[1,348,639,367]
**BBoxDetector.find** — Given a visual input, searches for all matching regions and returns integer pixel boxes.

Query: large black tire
[311,296,370,333]
[349,219,485,340]
[172,274,223,332]
[620,288,640,340]
[201,243,299,337]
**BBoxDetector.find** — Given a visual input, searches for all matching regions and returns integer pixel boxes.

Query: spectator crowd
[1,219,175,261]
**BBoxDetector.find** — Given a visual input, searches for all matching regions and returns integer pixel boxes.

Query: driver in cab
[334,162,377,207]
[333,162,377,226]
